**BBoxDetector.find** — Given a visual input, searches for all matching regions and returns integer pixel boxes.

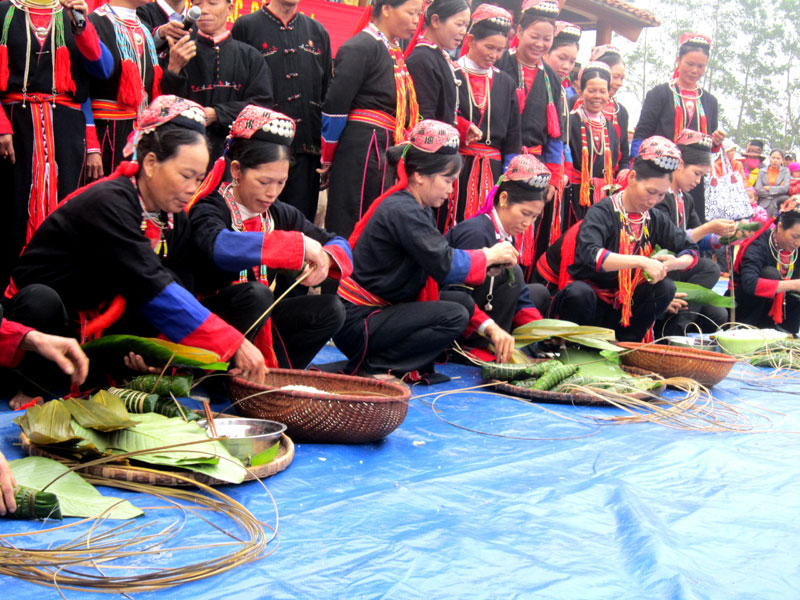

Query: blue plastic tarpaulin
[1,348,799,599]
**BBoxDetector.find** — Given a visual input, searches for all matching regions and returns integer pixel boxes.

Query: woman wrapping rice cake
[548,136,699,342]
[189,105,351,369]
[445,154,551,358]
[4,96,265,403]
[334,120,518,381]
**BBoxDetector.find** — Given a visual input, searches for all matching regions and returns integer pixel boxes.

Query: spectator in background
[746,187,769,224]
[715,138,745,177]
[755,149,790,217]
[742,139,765,187]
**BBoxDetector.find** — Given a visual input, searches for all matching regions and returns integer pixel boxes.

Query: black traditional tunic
[563,108,620,228]
[333,190,487,374]
[0,4,112,288]
[406,39,463,125]
[734,226,800,332]
[231,7,331,219]
[446,211,544,341]
[88,5,159,174]
[321,27,417,239]
[8,173,243,358]
[497,51,567,268]
[160,32,274,161]
[449,57,521,229]
[189,187,352,367]
[610,99,629,170]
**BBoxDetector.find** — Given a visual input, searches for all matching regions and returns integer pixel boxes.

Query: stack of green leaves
[511,318,621,353]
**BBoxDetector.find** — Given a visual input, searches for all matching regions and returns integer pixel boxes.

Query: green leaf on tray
[82,335,229,370]
[674,281,735,308]
[63,391,139,431]
[9,456,142,520]
[250,442,280,467]
[559,348,630,379]
[104,413,247,484]
[14,400,80,446]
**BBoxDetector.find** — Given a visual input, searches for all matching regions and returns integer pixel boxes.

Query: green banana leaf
[9,457,142,520]
[512,319,621,353]
[82,335,229,370]
[63,391,139,431]
[559,348,630,379]
[674,281,735,308]
[14,400,80,446]
[105,413,246,484]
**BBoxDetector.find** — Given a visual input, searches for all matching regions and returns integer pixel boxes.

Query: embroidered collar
[198,29,231,45]
[263,5,298,27]
[489,208,513,242]
[458,56,491,76]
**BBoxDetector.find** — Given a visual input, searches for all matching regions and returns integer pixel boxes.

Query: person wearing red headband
[632,33,725,221]
[190,106,351,370]
[449,4,521,231]
[4,96,265,402]
[733,197,800,332]
[320,0,423,241]
[549,136,699,342]
[445,154,551,360]
[333,120,518,381]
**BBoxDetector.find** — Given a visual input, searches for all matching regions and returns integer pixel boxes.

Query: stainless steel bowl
[198,417,286,465]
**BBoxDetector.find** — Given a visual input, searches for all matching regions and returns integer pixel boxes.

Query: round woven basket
[228,368,411,443]
[616,342,737,387]
[20,432,294,487]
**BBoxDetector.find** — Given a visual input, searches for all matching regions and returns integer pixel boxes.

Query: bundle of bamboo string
[0,443,278,594]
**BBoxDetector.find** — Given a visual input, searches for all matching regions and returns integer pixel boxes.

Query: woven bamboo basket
[20,432,294,487]
[228,368,411,443]
[492,365,663,405]
[617,342,737,387]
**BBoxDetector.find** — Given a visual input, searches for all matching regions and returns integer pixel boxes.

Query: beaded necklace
[136,186,173,258]
[670,82,706,140]
[612,190,651,326]
[578,107,613,207]
[769,230,797,279]
[459,56,492,144]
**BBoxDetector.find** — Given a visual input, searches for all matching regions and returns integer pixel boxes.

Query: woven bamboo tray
[491,365,664,405]
[228,368,410,443]
[617,342,737,387]
[20,432,294,487]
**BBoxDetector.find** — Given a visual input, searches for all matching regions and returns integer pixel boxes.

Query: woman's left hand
[123,352,160,373]
[85,152,104,181]
[486,322,515,363]
[711,129,727,146]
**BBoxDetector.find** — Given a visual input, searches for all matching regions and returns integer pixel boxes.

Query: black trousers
[0,284,72,398]
[333,290,473,375]
[656,257,728,337]
[552,278,675,342]
[446,264,550,349]
[202,282,346,369]
[280,152,321,222]
[736,266,800,333]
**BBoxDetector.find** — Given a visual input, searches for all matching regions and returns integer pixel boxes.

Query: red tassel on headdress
[768,293,785,325]
[0,44,9,91]
[352,5,372,36]
[403,19,425,59]
[54,45,75,94]
[185,155,226,212]
[152,64,163,98]
[546,101,561,138]
[117,58,144,109]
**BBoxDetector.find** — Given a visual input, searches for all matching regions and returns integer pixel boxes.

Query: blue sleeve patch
[321,113,348,144]
[630,138,643,160]
[141,282,210,342]
[213,230,263,272]
[543,138,563,165]
[564,144,573,166]
[84,40,114,79]
[443,249,472,285]
[81,98,95,126]
[325,236,353,262]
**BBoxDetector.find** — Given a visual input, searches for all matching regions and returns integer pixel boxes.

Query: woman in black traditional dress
[495,0,563,268]
[632,33,726,220]
[86,0,161,177]
[0,0,113,288]
[733,198,800,333]
[405,0,470,126]
[590,44,629,171]
[652,128,735,336]
[450,4,521,230]
[445,154,551,358]
[334,120,518,380]
[550,136,699,343]
[563,61,620,229]
[189,105,351,369]
[320,0,422,239]
[4,96,266,403]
